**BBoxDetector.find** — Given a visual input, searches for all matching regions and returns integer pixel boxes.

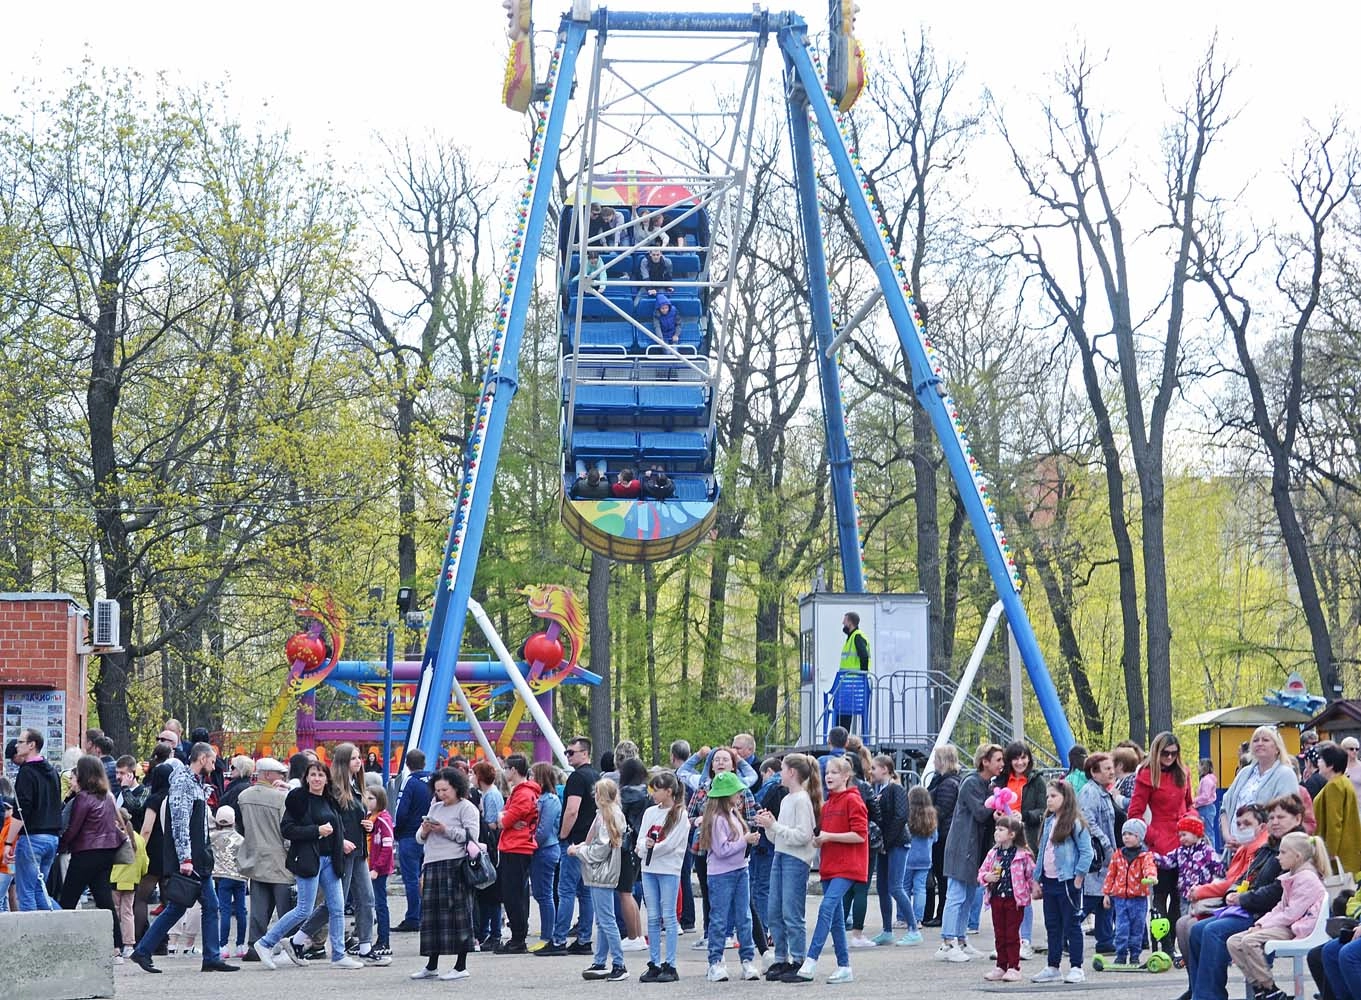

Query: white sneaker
[793,958,816,981]
[121,946,134,959]
[934,943,956,961]
[727,936,738,949]
[961,942,986,959]
[332,956,364,970]
[827,967,854,985]
[741,961,760,981]
[253,941,278,971]
[621,937,648,952]
[706,963,729,982]
[1063,967,1086,984]
[1030,966,1062,983]
[1019,939,1036,961]
[439,969,470,981]
[947,942,972,963]
[690,937,708,950]
[848,935,875,949]
[410,968,439,979]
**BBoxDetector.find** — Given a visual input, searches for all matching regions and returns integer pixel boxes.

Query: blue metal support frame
[777,22,1076,760]
[785,77,865,592]
[404,18,587,766]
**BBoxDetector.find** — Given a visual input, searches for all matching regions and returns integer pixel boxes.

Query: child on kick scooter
[1102,819,1159,967]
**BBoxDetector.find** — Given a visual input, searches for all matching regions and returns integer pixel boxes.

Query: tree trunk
[941,488,966,667]
[644,562,660,764]
[1024,541,1103,738]
[587,553,612,758]
[701,511,738,704]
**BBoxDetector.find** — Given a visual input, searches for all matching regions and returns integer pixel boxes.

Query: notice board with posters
[3,689,66,777]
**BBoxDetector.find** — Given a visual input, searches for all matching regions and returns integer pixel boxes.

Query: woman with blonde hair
[570,778,629,981]
[1220,726,1300,846]
[924,744,962,927]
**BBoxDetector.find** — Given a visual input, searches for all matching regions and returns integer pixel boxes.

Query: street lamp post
[381,620,396,780]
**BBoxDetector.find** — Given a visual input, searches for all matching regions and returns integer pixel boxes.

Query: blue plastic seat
[668,252,701,276]
[640,430,708,465]
[566,294,626,320]
[639,384,707,419]
[572,430,638,463]
[572,322,636,350]
[670,475,712,501]
[573,385,637,418]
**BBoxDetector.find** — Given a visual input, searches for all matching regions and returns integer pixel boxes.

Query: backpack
[855,778,883,853]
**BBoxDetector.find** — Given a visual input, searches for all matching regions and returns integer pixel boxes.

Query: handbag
[1324,855,1356,901]
[462,846,498,890]
[112,834,135,866]
[163,872,203,907]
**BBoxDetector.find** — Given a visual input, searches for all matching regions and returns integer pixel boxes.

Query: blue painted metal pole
[785,81,865,593]
[406,19,587,767]
[778,25,1075,760]
[381,624,395,777]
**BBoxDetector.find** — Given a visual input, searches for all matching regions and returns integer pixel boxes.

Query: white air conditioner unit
[92,599,120,648]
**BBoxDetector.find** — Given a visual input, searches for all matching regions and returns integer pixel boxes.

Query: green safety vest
[840,628,870,672]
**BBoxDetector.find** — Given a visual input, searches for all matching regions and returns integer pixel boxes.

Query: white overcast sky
[2,1,1351,184]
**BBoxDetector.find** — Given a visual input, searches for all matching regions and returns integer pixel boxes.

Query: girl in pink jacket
[364,786,396,957]
[978,816,1036,982]
[1224,831,1328,1000]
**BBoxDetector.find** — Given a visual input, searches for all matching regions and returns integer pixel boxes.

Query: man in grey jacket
[234,757,293,961]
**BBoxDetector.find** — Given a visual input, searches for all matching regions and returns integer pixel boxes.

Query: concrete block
[0,909,115,1000]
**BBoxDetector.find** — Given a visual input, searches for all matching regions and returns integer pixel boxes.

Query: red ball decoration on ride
[285,631,326,668]
[523,631,564,670]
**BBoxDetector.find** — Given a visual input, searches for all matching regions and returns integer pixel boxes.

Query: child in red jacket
[1102,818,1159,966]
[364,786,395,957]
[788,756,867,985]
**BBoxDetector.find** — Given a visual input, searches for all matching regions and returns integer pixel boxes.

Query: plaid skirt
[420,858,476,957]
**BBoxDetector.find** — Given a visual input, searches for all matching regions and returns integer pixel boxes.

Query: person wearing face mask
[1182,795,1307,1000]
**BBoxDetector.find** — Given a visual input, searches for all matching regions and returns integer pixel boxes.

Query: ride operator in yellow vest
[836,612,871,732]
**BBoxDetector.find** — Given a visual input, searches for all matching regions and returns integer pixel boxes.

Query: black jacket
[876,781,909,850]
[929,771,961,845]
[14,757,62,835]
[338,782,368,860]
[281,787,345,879]
[1239,838,1285,915]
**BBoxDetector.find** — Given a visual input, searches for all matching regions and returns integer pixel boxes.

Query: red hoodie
[498,779,541,855]
[818,787,869,883]
[368,809,395,876]
[1128,765,1193,855]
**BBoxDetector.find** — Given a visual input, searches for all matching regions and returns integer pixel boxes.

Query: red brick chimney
[0,593,89,764]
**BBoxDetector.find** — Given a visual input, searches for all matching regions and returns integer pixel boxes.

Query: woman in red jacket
[1128,731,1192,951]
[786,756,867,985]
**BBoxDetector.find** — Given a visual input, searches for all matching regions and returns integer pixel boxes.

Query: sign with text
[3,689,65,776]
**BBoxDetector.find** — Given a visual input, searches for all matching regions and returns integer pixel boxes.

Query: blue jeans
[258,857,347,961]
[642,872,679,966]
[373,875,390,946]
[0,870,12,910]
[968,878,985,932]
[768,853,810,964]
[1086,893,1114,951]
[215,878,248,947]
[135,869,223,963]
[1198,805,1221,852]
[590,885,623,967]
[877,846,912,931]
[905,867,929,929]
[1322,936,1361,1000]
[808,877,853,967]
[941,877,977,942]
[750,850,773,929]
[396,835,423,926]
[1020,901,1034,942]
[706,868,754,965]
[1187,913,1252,1000]
[1040,875,1084,969]
[14,833,59,911]
[1112,896,1147,960]
[553,849,592,945]
[531,844,559,944]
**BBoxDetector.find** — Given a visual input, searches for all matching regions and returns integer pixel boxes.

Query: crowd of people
[4,718,1361,996]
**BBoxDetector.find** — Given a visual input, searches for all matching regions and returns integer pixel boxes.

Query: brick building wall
[0,593,89,757]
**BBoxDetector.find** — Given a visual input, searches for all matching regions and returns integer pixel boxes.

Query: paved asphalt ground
[109,898,1227,1000]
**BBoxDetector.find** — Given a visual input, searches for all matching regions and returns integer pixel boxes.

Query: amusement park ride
[261,2,1078,770]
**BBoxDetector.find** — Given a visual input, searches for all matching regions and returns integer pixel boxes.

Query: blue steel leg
[786,80,865,593]
[403,21,587,765]
[777,24,1075,761]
